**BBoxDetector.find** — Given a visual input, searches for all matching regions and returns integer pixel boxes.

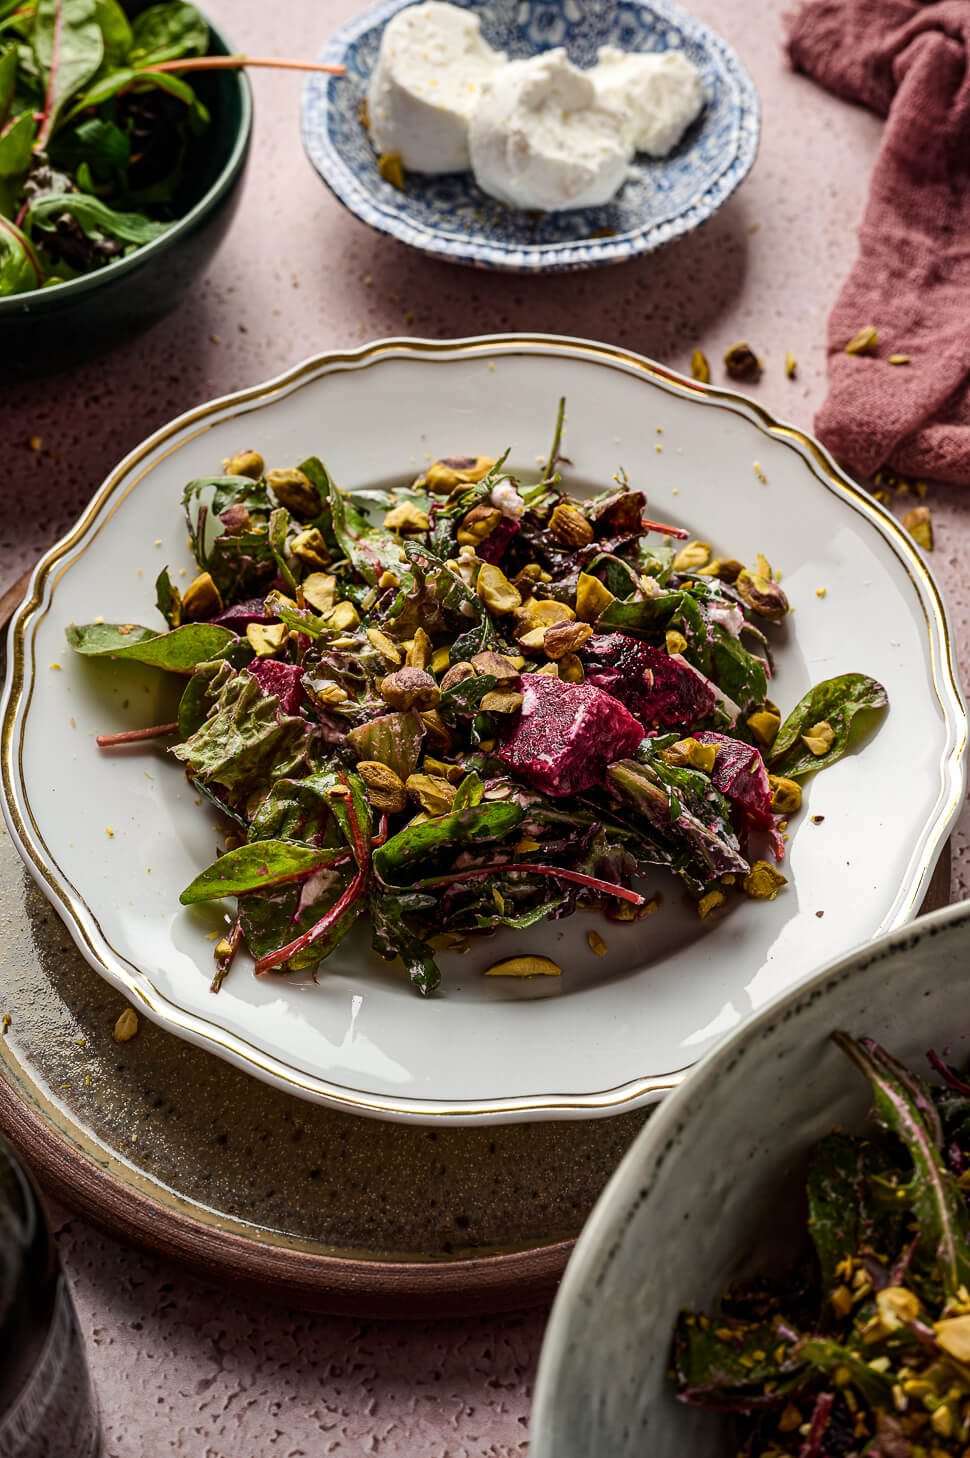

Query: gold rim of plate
[2,334,965,1122]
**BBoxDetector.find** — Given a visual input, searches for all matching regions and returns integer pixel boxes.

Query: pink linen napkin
[787,0,970,484]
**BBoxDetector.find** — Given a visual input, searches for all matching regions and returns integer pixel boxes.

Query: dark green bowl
[0,8,252,377]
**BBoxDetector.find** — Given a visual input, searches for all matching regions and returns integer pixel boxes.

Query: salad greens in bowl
[0,0,251,371]
[0,336,962,1122]
[531,899,970,1458]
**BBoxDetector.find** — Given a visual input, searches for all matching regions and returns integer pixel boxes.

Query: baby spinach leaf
[180,840,344,905]
[0,211,41,294]
[438,672,497,721]
[249,772,341,848]
[369,888,440,995]
[771,674,888,779]
[346,710,425,780]
[374,802,523,887]
[806,1132,907,1292]
[327,475,408,586]
[66,620,234,669]
[33,0,104,146]
[127,1,207,67]
[708,626,768,720]
[672,1313,803,1407]
[65,63,196,117]
[154,566,181,629]
[0,46,17,123]
[93,0,132,61]
[58,115,130,175]
[27,191,169,243]
[0,109,32,176]
[452,771,484,812]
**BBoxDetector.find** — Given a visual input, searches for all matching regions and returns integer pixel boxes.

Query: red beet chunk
[249,659,304,716]
[210,598,272,630]
[477,515,520,564]
[497,673,645,797]
[583,634,715,729]
[694,731,773,826]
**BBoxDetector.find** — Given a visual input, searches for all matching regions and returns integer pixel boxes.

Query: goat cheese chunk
[592,46,705,157]
[367,2,506,174]
[468,49,632,212]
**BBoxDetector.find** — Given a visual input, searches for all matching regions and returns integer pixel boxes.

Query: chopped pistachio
[430,645,452,676]
[378,152,405,189]
[587,929,607,956]
[845,325,879,355]
[665,630,688,656]
[801,720,835,757]
[325,601,360,632]
[181,571,222,621]
[476,562,521,615]
[384,500,430,532]
[743,861,788,900]
[543,620,593,660]
[365,627,402,664]
[225,449,264,479]
[784,352,797,379]
[768,775,802,814]
[290,527,330,569]
[406,773,457,816]
[673,540,711,572]
[902,505,933,550]
[690,349,711,383]
[575,572,615,622]
[697,889,726,918]
[246,622,287,657]
[747,709,781,749]
[406,626,433,671]
[358,760,408,814]
[302,572,337,614]
[558,653,584,683]
[484,955,561,977]
[113,1007,139,1043]
[549,501,594,548]
[421,456,495,493]
[266,467,321,517]
[888,353,910,365]
[480,690,524,713]
[724,342,762,381]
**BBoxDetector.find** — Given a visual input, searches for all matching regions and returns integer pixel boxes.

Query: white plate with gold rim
[1,335,964,1125]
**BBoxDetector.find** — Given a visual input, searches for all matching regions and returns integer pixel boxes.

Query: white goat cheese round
[592,46,705,157]
[468,49,632,212]
[367,2,506,173]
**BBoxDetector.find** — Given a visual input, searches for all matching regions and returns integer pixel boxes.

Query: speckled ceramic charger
[0,572,950,1318]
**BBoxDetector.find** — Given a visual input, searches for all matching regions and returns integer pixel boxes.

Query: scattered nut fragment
[406,773,456,816]
[673,540,711,572]
[736,568,789,621]
[430,645,451,675]
[558,653,584,683]
[380,667,441,711]
[226,449,264,479]
[290,527,330,569]
[661,737,717,773]
[888,353,910,365]
[113,1007,139,1043]
[420,709,453,753]
[384,501,430,532]
[801,720,835,757]
[471,650,520,686]
[784,352,797,379]
[723,342,762,381]
[325,601,360,632]
[743,861,788,900]
[575,572,615,622]
[422,456,494,493]
[378,152,405,189]
[768,775,802,813]
[480,690,524,713]
[665,629,688,655]
[549,501,594,548]
[358,761,408,813]
[266,467,321,518]
[247,622,287,657]
[934,1315,970,1363]
[587,929,607,956]
[406,626,433,671]
[484,955,562,977]
[440,661,476,693]
[697,889,726,918]
[515,837,542,853]
[815,587,827,599]
[535,661,559,677]
[747,709,781,749]
[365,627,402,664]
[456,504,501,546]
[302,572,337,614]
[181,571,222,621]
[902,504,933,550]
[845,325,878,355]
[517,598,575,632]
[543,620,593,660]
[755,553,772,580]
[307,681,348,707]
[424,757,465,784]
[476,562,522,615]
[696,557,744,582]
[690,349,711,383]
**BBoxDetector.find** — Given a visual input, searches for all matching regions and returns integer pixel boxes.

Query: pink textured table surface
[4,1,970,1453]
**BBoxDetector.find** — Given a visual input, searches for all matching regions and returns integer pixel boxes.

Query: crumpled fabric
[787,0,970,483]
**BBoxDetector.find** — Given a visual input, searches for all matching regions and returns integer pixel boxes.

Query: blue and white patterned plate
[300,0,760,272]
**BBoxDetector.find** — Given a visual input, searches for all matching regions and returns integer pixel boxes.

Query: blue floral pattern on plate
[300,0,759,272]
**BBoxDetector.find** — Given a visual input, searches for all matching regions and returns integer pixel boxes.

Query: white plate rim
[1,333,965,1124]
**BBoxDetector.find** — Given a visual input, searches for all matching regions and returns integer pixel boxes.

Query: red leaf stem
[96,721,179,747]
[415,861,646,905]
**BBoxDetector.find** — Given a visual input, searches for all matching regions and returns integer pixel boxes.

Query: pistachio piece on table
[484,955,562,977]
[845,325,878,356]
[902,505,933,550]
[743,861,788,900]
[113,1007,139,1042]
[691,349,711,383]
[380,667,441,711]
[723,342,762,381]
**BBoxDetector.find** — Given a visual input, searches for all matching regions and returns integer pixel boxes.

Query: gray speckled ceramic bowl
[531,897,970,1458]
